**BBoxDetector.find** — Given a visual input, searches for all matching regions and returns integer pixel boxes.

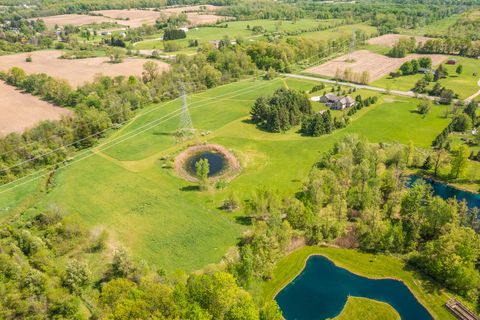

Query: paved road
[283,73,438,100]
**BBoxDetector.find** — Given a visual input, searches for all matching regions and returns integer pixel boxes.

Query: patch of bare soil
[174,144,241,182]
[305,50,447,82]
[28,14,115,29]
[367,34,433,48]
[0,81,72,136]
[0,50,170,87]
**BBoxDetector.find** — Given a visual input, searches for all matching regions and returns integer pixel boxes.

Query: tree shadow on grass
[152,131,173,136]
[235,215,253,226]
[180,185,199,192]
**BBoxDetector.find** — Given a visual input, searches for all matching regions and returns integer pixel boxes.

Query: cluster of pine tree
[432,100,477,148]
[250,88,312,132]
[346,95,378,117]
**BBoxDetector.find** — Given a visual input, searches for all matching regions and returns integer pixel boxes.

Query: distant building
[447,59,457,65]
[179,27,189,32]
[320,93,356,110]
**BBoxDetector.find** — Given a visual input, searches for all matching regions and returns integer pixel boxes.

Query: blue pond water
[275,256,432,320]
[188,152,225,177]
[408,175,480,209]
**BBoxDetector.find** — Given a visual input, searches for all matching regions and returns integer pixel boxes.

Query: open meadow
[133,18,340,52]
[305,50,447,82]
[373,56,480,99]
[0,50,169,86]
[0,81,72,136]
[0,76,455,272]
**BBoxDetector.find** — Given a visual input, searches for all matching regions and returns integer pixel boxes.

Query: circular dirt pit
[174,144,241,182]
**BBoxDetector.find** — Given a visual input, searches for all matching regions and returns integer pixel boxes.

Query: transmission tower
[176,83,194,140]
[349,31,356,53]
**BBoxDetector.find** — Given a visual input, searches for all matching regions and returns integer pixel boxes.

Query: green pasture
[397,14,461,37]
[259,246,475,320]
[0,76,455,273]
[373,56,480,99]
[133,18,339,52]
[297,23,377,41]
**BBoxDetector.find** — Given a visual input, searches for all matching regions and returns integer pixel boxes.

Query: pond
[187,151,226,177]
[408,175,480,209]
[275,256,433,320]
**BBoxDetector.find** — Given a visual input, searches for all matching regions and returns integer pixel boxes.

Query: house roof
[324,93,340,101]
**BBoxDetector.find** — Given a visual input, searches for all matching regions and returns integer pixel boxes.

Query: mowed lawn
[0,77,451,272]
[373,56,480,99]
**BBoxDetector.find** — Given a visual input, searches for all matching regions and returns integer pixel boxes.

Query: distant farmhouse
[316,93,356,110]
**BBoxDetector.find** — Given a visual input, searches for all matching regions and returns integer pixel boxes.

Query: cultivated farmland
[305,50,447,82]
[0,81,71,136]
[0,50,169,86]
[92,6,227,28]
[28,14,115,29]
[367,34,432,48]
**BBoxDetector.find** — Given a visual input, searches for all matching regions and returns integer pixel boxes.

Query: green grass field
[373,56,480,99]
[298,23,377,41]
[0,76,455,273]
[397,14,461,37]
[259,246,476,320]
[133,18,339,52]
[334,297,400,320]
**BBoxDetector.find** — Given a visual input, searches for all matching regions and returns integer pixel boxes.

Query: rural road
[283,73,437,101]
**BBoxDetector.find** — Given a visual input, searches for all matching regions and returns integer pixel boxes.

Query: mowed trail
[0,81,71,136]
[0,50,169,87]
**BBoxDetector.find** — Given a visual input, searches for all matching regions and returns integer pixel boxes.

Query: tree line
[230,135,479,301]
[0,207,282,319]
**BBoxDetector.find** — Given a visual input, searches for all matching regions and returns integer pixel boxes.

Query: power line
[0,79,267,174]
[0,80,277,193]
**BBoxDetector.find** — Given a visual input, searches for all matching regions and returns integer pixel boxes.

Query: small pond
[408,175,480,209]
[275,256,432,320]
[187,151,226,177]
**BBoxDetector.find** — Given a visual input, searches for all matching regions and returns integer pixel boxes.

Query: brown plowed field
[367,34,433,48]
[29,14,115,29]
[0,81,72,136]
[0,50,170,86]
[305,50,448,82]
[92,6,227,28]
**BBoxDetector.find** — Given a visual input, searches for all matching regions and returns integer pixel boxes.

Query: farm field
[305,50,447,82]
[92,6,227,28]
[133,18,339,52]
[28,14,115,28]
[0,76,454,272]
[296,23,377,41]
[0,50,169,86]
[367,34,432,48]
[0,81,71,136]
[373,56,480,99]
[258,246,471,320]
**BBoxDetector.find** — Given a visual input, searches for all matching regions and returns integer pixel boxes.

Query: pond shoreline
[274,252,434,320]
[269,246,436,320]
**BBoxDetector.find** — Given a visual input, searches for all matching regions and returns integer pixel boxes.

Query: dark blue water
[408,175,480,209]
[275,256,432,320]
[188,152,225,177]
